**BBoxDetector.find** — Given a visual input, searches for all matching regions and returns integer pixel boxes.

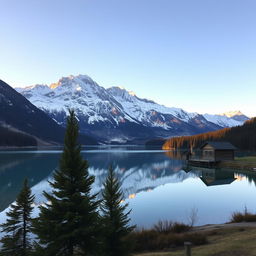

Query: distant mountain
[16,74,247,143]
[220,110,249,122]
[0,80,97,146]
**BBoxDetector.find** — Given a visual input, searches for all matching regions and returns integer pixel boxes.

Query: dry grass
[134,227,256,256]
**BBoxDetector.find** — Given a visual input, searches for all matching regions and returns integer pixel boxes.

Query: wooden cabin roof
[200,141,237,150]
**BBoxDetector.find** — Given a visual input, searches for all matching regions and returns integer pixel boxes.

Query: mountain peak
[128,90,136,96]
[112,86,136,96]
[49,82,59,89]
[47,74,96,90]
[220,110,244,118]
[220,110,249,123]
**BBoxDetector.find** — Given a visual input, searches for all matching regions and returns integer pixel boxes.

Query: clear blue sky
[1,0,255,117]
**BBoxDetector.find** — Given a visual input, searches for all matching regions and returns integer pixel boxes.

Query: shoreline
[217,157,256,171]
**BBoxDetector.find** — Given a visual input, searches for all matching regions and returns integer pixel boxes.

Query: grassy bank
[218,156,256,171]
[134,225,256,256]
[131,221,207,253]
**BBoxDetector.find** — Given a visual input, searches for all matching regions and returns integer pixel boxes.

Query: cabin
[200,141,236,161]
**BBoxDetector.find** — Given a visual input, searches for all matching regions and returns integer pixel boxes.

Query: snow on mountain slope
[107,87,198,126]
[220,111,249,122]
[17,75,138,127]
[203,113,242,127]
[17,75,198,129]
[16,74,246,142]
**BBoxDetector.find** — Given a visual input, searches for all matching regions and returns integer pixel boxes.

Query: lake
[0,146,256,228]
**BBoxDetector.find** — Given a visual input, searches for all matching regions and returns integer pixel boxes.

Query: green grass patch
[235,156,256,162]
[219,156,256,170]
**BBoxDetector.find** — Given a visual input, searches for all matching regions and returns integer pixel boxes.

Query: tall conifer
[0,178,34,256]
[32,110,100,256]
[101,165,135,256]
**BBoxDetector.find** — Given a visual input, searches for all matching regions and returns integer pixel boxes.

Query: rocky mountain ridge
[16,74,248,143]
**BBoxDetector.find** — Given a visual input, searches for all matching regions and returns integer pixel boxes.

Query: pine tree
[32,110,100,256]
[0,178,35,256]
[101,165,135,256]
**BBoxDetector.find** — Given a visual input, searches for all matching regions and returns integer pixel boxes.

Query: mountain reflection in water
[0,148,256,226]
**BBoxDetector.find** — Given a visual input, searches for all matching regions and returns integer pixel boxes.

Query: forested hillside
[162,118,256,151]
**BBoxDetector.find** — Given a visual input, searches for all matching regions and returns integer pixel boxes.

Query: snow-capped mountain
[203,113,246,128]
[16,74,247,143]
[0,79,97,146]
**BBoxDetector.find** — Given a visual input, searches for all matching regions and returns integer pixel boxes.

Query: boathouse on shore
[200,141,236,161]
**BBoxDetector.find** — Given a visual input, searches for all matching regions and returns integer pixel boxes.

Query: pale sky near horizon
[1,0,255,117]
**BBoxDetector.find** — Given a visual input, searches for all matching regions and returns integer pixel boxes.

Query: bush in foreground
[132,219,206,253]
[132,229,207,252]
[153,220,191,234]
[230,211,256,223]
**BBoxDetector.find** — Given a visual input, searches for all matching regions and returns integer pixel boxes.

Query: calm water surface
[0,146,256,228]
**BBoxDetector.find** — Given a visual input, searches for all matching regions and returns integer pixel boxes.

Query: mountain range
[0,79,97,146]
[16,74,249,144]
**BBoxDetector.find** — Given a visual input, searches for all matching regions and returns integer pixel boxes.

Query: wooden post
[184,241,192,256]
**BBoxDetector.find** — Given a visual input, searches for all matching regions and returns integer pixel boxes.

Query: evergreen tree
[101,165,135,256]
[0,178,35,256]
[32,110,100,256]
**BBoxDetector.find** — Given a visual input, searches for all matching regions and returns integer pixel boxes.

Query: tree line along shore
[162,118,256,151]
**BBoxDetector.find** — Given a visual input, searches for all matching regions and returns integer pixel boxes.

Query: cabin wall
[202,149,215,161]
[200,144,235,161]
[215,150,234,161]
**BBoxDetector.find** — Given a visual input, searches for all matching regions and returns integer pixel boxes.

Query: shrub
[230,211,256,223]
[131,229,207,252]
[131,219,207,252]
[171,222,191,233]
[153,220,173,234]
[153,220,191,234]
[133,229,158,251]
[244,213,256,222]
[230,212,244,223]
